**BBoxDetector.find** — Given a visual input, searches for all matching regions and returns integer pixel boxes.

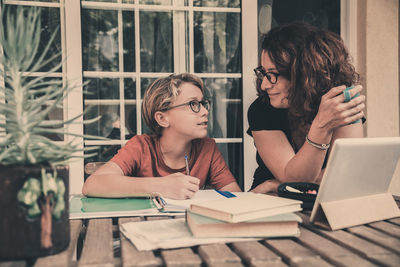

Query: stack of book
[185,193,303,238]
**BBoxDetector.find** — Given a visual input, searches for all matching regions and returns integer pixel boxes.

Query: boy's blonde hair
[142,73,204,136]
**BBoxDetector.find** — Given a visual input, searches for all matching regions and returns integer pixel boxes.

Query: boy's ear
[154,111,169,128]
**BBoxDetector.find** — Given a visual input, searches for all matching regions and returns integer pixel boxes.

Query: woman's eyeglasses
[254,66,282,84]
[162,99,211,113]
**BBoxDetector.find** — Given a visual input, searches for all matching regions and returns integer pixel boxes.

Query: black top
[246,97,296,189]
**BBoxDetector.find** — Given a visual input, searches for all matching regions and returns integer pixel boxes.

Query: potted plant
[0,6,97,260]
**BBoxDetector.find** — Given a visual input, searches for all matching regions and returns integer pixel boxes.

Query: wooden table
[1,201,400,267]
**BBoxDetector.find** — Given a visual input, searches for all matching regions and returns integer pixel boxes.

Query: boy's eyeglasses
[254,66,282,84]
[163,99,211,113]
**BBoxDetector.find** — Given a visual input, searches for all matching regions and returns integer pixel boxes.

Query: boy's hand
[161,173,200,199]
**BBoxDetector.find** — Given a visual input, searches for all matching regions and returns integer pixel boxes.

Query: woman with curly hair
[247,21,366,193]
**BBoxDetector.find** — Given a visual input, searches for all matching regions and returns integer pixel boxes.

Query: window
[1,0,353,193]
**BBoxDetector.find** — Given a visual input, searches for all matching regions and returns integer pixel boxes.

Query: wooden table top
[1,201,400,267]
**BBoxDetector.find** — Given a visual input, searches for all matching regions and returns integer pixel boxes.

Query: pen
[184,155,190,175]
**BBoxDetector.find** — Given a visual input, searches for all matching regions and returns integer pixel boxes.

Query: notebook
[310,137,400,230]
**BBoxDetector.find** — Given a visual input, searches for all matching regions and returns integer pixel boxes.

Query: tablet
[310,137,400,229]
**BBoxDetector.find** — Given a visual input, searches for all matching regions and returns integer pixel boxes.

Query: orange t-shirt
[110,134,236,189]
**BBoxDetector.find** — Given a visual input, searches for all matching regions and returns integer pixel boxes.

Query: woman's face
[260,51,290,109]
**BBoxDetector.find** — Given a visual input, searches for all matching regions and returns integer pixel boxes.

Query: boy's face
[163,82,209,140]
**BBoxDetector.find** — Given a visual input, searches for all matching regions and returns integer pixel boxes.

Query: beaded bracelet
[306,135,330,150]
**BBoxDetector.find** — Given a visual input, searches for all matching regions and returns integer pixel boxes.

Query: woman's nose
[260,76,272,90]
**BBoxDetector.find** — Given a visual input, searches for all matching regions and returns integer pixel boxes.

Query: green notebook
[69,195,160,219]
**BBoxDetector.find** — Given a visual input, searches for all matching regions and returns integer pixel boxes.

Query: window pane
[216,143,243,189]
[269,0,340,33]
[85,78,120,100]
[194,12,241,73]
[123,11,136,72]
[125,103,137,137]
[194,0,240,8]
[140,78,157,98]
[124,78,136,99]
[84,103,121,139]
[81,9,119,72]
[205,78,242,139]
[140,11,173,72]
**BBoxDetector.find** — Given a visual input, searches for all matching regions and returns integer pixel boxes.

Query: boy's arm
[82,161,200,199]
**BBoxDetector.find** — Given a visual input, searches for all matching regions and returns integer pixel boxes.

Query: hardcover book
[186,210,301,238]
[189,193,302,223]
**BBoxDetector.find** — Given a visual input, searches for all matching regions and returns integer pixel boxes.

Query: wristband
[306,135,330,150]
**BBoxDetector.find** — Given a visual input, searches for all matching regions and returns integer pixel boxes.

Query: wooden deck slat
[34,219,83,267]
[78,219,114,267]
[388,217,400,225]
[231,241,287,267]
[161,248,202,266]
[368,221,400,238]
[119,217,162,267]
[348,225,400,254]
[298,227,377,266]
[310,224,400,266]
[264,239,333,266]
[197,244,242,266]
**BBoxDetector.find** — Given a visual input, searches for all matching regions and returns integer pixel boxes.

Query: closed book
[186,210,301,238]
[189,194,302,223]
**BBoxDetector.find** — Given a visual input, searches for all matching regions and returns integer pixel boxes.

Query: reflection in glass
[194,11,241,73]
[124,78,136,99]
[140,78,157,98]
[84,103,120,138]
[84,78,120,99]
[194,0,240,8]
[204,78,242,139]
[216,143,243,189]
[123,11,135,72]
[125,104,137,137]
[81,9,118,71]
[140,11,173,72]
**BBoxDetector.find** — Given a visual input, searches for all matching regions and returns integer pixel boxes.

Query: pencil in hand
[184,155,190,175]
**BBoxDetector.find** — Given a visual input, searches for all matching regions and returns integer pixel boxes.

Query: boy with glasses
[83,73,241,199]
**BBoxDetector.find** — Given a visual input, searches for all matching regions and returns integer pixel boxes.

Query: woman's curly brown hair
[258,21,359,130]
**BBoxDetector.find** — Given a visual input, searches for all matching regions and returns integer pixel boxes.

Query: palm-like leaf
[0,6,102,166]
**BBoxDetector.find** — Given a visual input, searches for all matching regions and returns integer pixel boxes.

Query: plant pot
[0,165,70,261]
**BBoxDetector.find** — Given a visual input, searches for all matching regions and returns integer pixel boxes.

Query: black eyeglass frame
[161,99,211,113]
[253,66,283,84]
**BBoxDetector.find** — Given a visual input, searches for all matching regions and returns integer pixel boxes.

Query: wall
[357,0,400,194]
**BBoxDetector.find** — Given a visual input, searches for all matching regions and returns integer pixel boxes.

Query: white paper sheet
[120,218,259,251]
